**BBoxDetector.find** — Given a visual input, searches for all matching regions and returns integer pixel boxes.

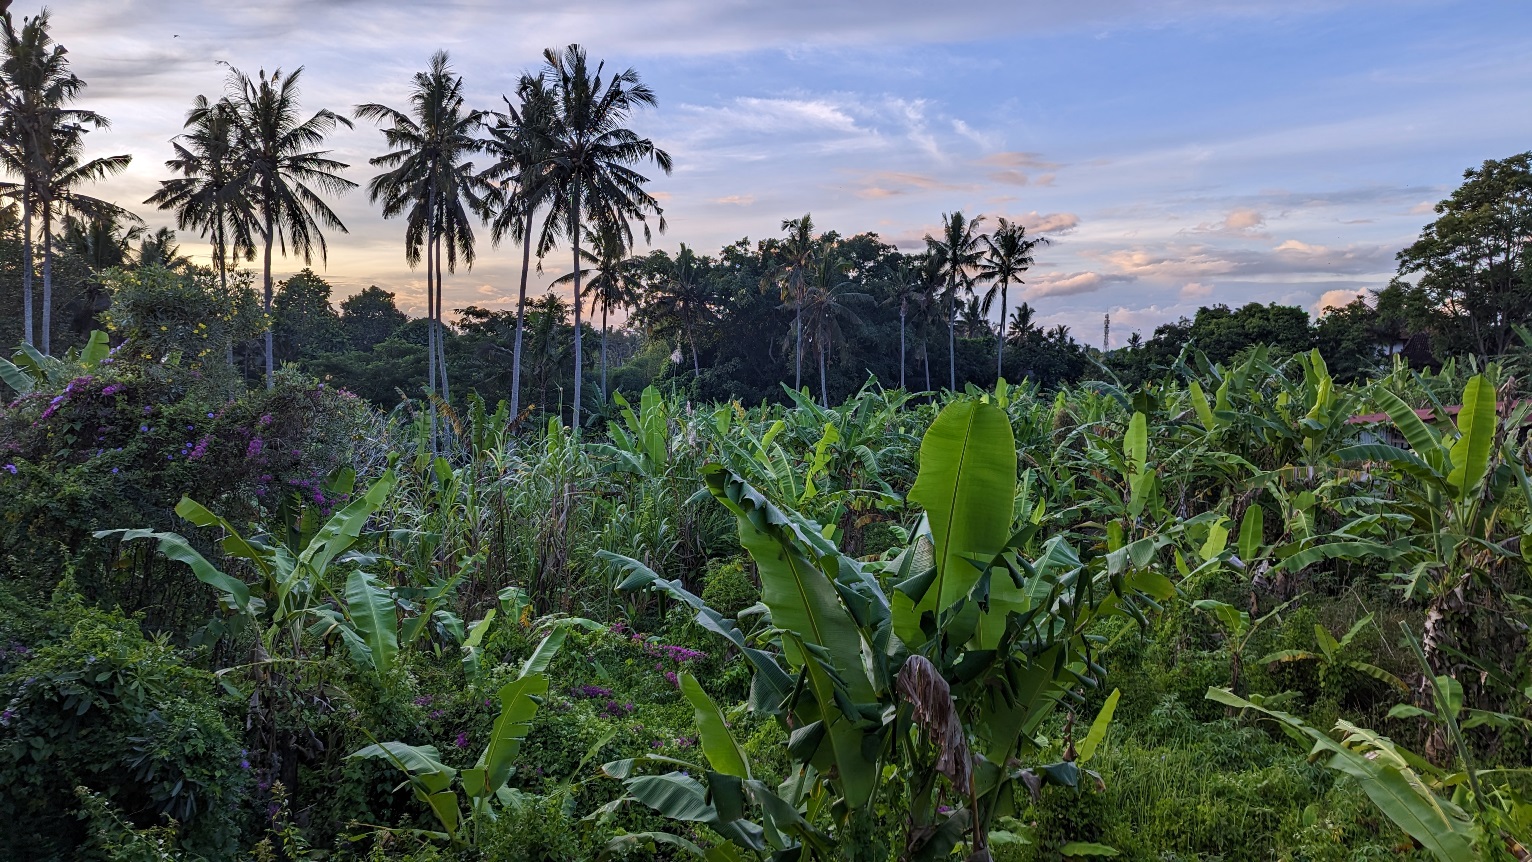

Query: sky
[47,0,1532,347]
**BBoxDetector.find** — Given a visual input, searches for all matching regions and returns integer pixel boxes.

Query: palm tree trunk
[948,286,957,392]
[794,298,803,391]
[600,299,609,400]
[216,215,233,366]
[923,339,930,392]
[899,304,906,390]
[435,234,450,405]
[262,209,275,389]
[510,210,534,418]
[20,196,33,347]
[690,318,700,378]
[41,205,52,355]
[425,205,438,456]
[819,342,828,408]
[570,185,584,436]
[996,280,1007,380]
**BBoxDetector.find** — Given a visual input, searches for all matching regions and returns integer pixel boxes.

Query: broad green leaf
[680,673,751,779]
[1188,380,1216,431]
[94,527,252,614]
[1373,388,1443,463]
[297,470,397,577]
[702,467,874,702]
[520,627,568,678]
[477,673,549,795]
[1238,504,1264,562]
[1199,517,1230,562]
[0,356,34,395]
[1060,842,1120,858]
[349,741,456,795]
[1125,411,1148,477]
[1076,688,1120,764]
[1446,375,1497,502]
[626,772,716,822]
[344,570,398,674]
[908,401,1017,613]
[173,496,273,578]
[79,330,111,367]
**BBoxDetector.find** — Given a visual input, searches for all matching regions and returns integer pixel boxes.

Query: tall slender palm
[797,241,866,407]
[146,94,257,299]
[883,253,928,390]
[539,44,671,433]
[480,73,559,417]
[220,65,355,388]
[36,125,132,343]
[977,217,1048,379]
[642,244,715,378]
[357,50,488,415]
[0,10,111,353]
[554,220,639,399]
[768,213,816,391]
[924,211,985,391]
[1005,302,1036,346]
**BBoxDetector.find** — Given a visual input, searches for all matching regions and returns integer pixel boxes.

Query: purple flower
[240,758,251,770]
[3,464,15,475]
[110,468,119,474]
[454,732,470,749]
[429,709,445,720]
[189,436,211,460]
[246,438,264,458]
[664,671,679,688]
[570,684,614,699]
[258,414,272,426]
[102,384,123,396]
[413,695,435,707]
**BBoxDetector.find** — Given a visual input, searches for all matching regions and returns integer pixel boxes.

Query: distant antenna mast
[1102,314,1111,351]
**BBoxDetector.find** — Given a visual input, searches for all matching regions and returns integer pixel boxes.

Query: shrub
[0,593,245,859]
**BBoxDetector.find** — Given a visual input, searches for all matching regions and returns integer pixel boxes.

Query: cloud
[714,194,756,206]
[1313,288,1367,314]
[988,170,1029,186]
[1022,271,1134,299]
[850,170,978,199]
[1189,208,1268,237]
[1090,239,1393,281]
[1007,211,1081,234]
[977,152,1061,170]
[1180,281,1215,299]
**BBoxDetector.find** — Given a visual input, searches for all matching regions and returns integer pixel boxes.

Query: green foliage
[0,594,243,860]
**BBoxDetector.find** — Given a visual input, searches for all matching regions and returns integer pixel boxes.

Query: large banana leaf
[1446,375,1496,502]
[476,672,549,796]
[1207,688,1481,862]
[94,527,253,614]
[344,570,398,674]
[907,401,1017,614]
[702,466,874,703]
[297,470,397,576]
[681,673,752,779]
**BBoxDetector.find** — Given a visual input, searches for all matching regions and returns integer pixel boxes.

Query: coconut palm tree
[641,243,716,379]
[480,73,559,418]
[553,220,640,399]
[357,50,489,414]
[797,241,867,406]
[882,253,928,390]
[220,64,355,388]
[924,211,985,391]
[538,44,671,433]
[35,125,133,340]
[0,9,114,354]
[767,213,816,391]
[977,217,1048,379]
[1005,302,1036,346]
[145,94,257,298]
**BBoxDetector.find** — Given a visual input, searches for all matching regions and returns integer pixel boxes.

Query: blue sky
[60,0,1532,345]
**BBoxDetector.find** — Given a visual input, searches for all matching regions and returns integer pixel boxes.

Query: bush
[0,592,245,859]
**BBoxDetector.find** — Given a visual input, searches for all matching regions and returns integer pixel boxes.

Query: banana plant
[1332,372,1532,690]
[95,471,401,672]
[1258,613,1407,695]
[1191,596,1297,694]
[603,399,1174,861]
[351,625,577,848]
[0,330,112,395]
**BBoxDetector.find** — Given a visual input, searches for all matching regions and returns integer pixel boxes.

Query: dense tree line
[0,8,1529,421]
